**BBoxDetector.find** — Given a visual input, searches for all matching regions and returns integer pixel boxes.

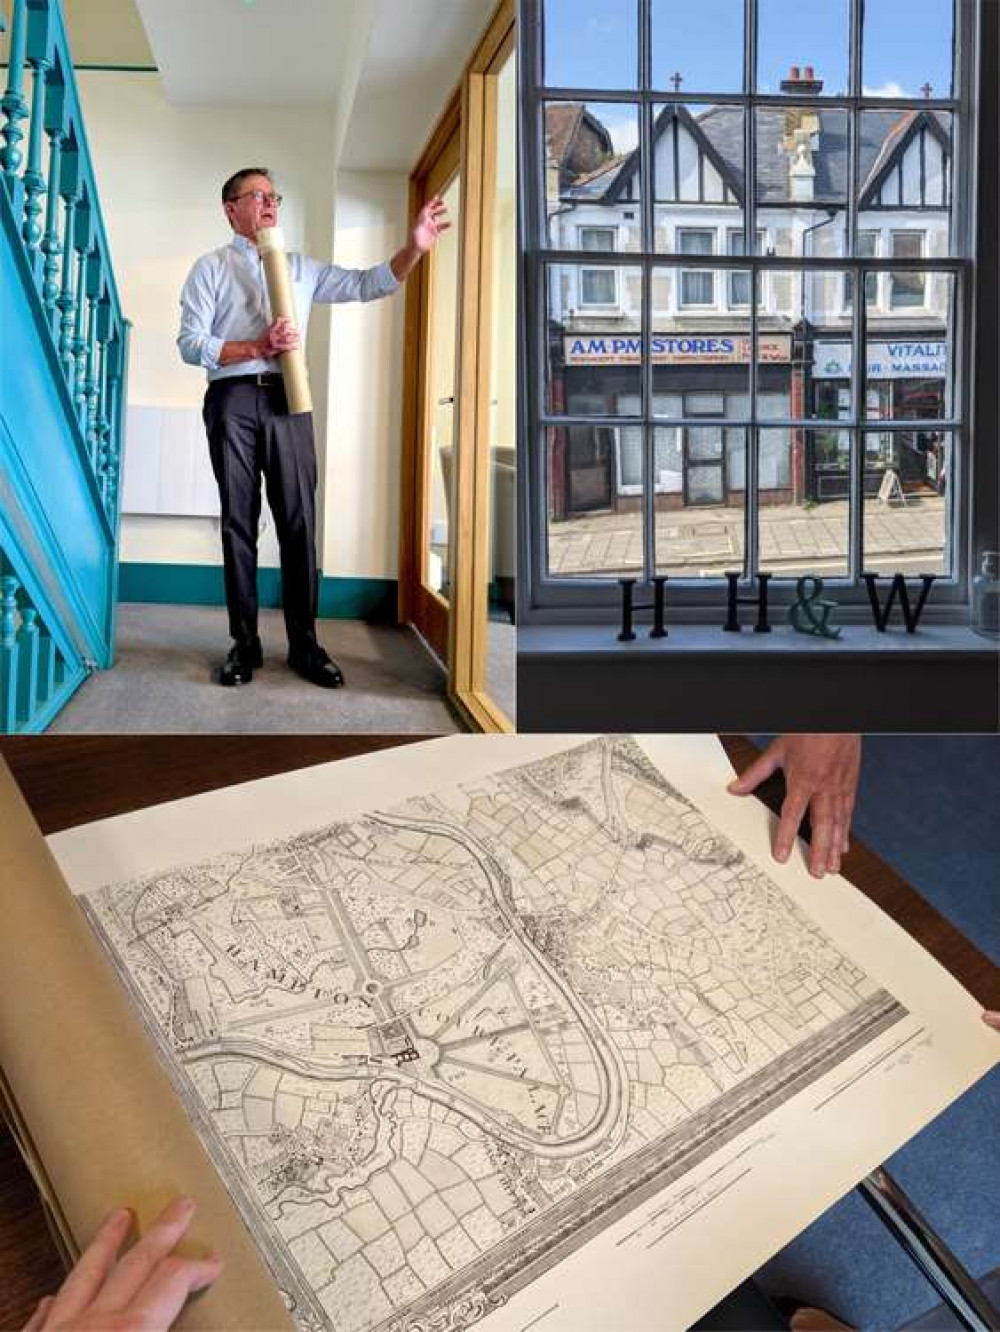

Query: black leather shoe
[218,644,258,686]
[287,647,345,688]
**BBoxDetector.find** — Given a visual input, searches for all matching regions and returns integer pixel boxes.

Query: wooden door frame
[450,4,515,732]
[398,100,461,661]
[398,0,516,731]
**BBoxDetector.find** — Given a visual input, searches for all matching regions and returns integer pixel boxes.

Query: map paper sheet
[47,736,998,1332]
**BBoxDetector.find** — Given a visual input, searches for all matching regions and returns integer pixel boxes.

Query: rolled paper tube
[0,761,293,1331]
[256,225,313,414]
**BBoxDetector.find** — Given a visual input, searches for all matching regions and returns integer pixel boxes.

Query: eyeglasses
[228,189,283,207]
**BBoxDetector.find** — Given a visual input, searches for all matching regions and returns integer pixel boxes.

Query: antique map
[82,737,906,1331]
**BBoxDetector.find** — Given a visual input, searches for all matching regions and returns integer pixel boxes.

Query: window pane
[866,270,953,417]
[729,271,751,307]
[845,230,878,309]
[681,270,715,305]
[653,104,745,254]
[727,231,763,306]
[862,0,954,99]
[759,271,850,417]
[546,263,644,414]
[654,427,746,577]
[545,426,645,578]
[543,0,639,90]
[858,111,954,257]
[650,269,750,417]
[755,109,849,257]
[756,429,851,576]
[651,0,744,94]
[679,229,714,255]
[757,0,849,96]
[862,430,951,576]
[545,101,642,251]
[580,227,617,251]
[581,268,619,304]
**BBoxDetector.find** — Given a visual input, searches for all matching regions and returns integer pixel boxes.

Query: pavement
[548,494,947,578]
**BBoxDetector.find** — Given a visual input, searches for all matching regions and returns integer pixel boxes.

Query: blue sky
[543,0,953,99]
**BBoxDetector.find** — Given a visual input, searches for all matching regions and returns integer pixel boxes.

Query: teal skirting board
[118,563,397,622]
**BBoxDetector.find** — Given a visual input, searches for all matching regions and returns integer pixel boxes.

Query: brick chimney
[781,64,824,95]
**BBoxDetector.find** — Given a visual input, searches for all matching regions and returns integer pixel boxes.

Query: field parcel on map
[0,737,996,1331]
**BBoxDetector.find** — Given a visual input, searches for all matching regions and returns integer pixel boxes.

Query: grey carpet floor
[50,604,462,734]
[753,735,1000,1330]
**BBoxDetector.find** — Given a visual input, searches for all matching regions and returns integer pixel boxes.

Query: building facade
[545,69,951,520]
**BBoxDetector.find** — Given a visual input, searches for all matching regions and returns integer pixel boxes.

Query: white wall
[77,70,343,571]
[323,171,409,579]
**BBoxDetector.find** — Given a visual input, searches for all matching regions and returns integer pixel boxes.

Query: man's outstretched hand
[728,735,862,879]
[23,1198,222,1332]
[411,196,452,254]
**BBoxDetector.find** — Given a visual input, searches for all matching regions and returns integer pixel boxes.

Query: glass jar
[971,551,1000,638]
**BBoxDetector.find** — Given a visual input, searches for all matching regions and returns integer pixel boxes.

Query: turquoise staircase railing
[0,0,129,732]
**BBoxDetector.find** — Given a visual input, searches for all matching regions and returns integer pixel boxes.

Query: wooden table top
[0,735,996,1330]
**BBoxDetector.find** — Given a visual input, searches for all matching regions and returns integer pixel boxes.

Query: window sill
[518,622,997,659]
[517,623,999,732]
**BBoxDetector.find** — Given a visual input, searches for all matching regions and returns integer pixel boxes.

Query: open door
[399,0,516,728]
[398,118,461,665]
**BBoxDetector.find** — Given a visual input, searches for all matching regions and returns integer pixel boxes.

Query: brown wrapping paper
[256,226,313,414]
[0,760,293,1331]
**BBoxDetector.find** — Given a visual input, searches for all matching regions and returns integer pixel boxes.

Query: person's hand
[728,735,862,879]
[983,1011,1000,1032]
[23,1197,222,1332]
[411,196,451,254]
[257,316,299,358]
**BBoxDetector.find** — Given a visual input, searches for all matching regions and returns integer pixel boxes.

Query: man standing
[177,168,449,688]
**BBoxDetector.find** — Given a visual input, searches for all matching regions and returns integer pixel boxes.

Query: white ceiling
[15,0,504,173]
[340,0,498,170]
[135,0,364,106]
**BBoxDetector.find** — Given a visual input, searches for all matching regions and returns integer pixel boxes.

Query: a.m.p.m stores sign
[564,334,792,365]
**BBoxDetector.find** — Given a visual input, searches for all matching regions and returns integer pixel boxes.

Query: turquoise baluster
[0,0,28,204]
[111,320,132,518]
[57,147,79,381]
[104,345,121,514]
[35,621,57,707]
[40,70,66,325]
[103,328,124,515]
[15,599,40,727]
[71,199,93,421]
[83,256,101,467]
[0,572,20,735]
[21,51,52,272]
[95,299,113,509]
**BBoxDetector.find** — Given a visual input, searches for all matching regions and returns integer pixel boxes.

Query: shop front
[809,336,949,500]
[550,331,794,517]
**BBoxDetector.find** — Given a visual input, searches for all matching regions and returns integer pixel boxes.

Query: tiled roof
[555,103,949,205]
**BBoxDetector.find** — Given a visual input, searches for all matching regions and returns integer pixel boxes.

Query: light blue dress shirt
[177,233,400,381]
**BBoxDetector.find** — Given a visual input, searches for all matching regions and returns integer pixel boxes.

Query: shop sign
[563,334,792,366]
[813,340,947,380]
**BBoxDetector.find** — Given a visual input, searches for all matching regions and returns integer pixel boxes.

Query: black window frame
[520,0,993,625]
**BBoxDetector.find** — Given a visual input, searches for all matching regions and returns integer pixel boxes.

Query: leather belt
[214,373,284,387]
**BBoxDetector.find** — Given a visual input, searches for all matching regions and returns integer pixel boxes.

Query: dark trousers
[203,378,318,655]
